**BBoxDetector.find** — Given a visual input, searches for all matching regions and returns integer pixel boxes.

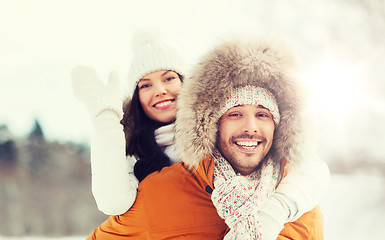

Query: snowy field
[1,172,384,240]
[321,172,385,240]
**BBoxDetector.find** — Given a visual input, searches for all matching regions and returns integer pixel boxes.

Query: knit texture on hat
[127,31,186,93]
[220,85,280,125]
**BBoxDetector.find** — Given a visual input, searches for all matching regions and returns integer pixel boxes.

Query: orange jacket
[88,157,324,239]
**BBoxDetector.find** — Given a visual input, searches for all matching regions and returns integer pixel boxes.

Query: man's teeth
[155,101,172,107]
[235,141,259,148]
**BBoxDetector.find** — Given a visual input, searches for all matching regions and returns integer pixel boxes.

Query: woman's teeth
[155,100,172,107]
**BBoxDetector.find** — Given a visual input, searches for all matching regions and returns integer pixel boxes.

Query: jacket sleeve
[276,156,330,221]
[277,206,324,240]
[258,156,330,240]
[90,110,139,215]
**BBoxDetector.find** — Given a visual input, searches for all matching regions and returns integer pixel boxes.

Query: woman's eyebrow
[139,78,151,82]
[161,70,171,77]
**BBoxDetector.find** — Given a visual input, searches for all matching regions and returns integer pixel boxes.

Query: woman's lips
[153,99,174,110]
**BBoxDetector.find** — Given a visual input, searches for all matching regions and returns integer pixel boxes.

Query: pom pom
[131,29,161,51]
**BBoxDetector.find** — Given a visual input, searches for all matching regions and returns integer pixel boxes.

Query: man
[88,37,324,239]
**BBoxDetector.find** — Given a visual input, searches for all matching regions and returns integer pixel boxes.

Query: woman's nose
[154,83,167,97]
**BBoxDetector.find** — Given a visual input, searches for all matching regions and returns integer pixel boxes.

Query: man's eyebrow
[231,104,268,109]
[257,105,269,109]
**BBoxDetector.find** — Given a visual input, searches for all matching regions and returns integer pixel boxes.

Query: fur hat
[127,30,186,93]
[175,36,311,169]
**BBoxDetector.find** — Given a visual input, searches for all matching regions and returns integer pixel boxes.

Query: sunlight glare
[301,53,363,114]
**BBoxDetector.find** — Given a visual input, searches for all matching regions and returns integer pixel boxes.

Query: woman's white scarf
[211,150,280,240]
[154,123,181,163]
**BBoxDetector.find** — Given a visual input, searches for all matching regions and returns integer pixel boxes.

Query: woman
[123,69,183,182]
[72,31,330,239]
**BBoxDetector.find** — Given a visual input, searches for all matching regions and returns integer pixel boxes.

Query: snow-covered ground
[1,172,384,240]
[321,171,385,240]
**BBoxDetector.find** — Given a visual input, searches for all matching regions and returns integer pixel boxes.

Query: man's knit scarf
[211,150,280,240]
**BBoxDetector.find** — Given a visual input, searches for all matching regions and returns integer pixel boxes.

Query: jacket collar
[194,155,215,189]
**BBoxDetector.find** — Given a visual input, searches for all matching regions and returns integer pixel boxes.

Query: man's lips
[234,140,261,152]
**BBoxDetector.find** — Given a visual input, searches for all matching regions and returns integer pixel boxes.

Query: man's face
[217,104,275,176]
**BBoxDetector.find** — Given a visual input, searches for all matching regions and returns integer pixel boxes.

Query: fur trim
[175,36,311,169]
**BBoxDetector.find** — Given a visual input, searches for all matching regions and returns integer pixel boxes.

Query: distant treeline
[0,120,106,237]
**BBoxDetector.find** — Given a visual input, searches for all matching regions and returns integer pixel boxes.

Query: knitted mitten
[258,193,293,240]
[72,65,123,119]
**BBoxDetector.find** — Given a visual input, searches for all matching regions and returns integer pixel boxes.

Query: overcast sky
[1,0,384,162]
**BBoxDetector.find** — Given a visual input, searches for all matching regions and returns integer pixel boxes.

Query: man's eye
[257,112,272,118]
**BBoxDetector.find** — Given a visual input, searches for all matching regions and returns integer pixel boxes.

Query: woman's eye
[139,84,150,89]
[165,76,175,82]
[228,113,241,117]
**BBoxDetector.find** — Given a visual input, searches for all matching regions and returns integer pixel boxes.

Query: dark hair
[122,87,171,182]
[122,72,183,181]
[122,73,184,182]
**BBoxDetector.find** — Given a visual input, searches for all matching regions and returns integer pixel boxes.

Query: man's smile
[234,140,261,152]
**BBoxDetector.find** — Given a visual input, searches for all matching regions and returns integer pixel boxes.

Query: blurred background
[1,0,384,239]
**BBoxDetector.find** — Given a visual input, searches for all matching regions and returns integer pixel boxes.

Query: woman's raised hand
[71,66,124,119]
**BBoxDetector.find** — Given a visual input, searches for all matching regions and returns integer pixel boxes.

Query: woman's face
[138,70,182,123]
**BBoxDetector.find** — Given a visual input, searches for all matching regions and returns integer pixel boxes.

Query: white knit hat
[127,30,186,93]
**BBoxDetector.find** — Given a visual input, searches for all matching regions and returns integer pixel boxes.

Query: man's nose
[243,115,258,133]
